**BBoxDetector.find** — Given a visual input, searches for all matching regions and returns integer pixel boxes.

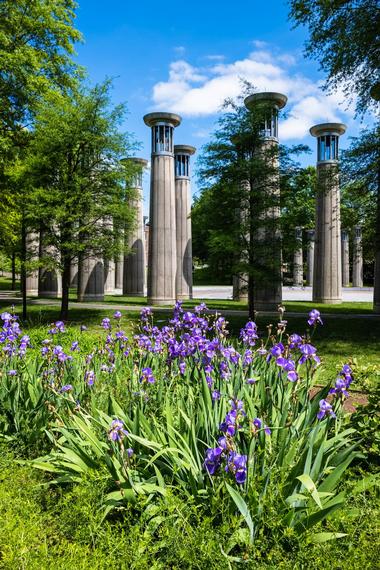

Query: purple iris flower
[70,341,79,352]
[317,399,336,420]
[267,342,284,362]
[212,390,221,401]
[108,418,128,442]
[276,357,299,382]
[289,334,303,349]
[80,325,87,332]
[140,367,155,384]
[240,321,258,346]
[299,343,320,365]
[85,370,96,386]
[253,417,271,435]
[101,318,111,330]
[220,410,237,436]
[204,447,223,475]
[231,453,247,484]
[179,361,186,375]
[329,378,349,398]
[113,311,122,320]
[308,309,323,327]
[7,369,17,376]
[60,384,73,392]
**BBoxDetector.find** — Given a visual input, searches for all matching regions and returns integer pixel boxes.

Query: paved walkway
[193,285,374,302]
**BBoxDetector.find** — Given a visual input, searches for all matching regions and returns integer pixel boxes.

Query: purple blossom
[204,447,223,475]
[101,318,111,330]
[60,384,73,392]
[308,309,323,327]
[7,369,17,376]
[113,310,122,320]
[108,418,128,442]
[140,367,155,384]
[289,334,303,349]
[252,418,271,435]
[70,341,79,352]
[85,370,96,386]
[240,321,258,346]
[317,399,336,420]
[212,390,221,401]
[229,453,247,484]
[299,343,320,366]
[329,377,349,398]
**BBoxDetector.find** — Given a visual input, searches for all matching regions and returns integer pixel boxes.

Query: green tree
[196,90,309,316]
[25,80,138,319]
[340,126,380,304]
[289,0,380,115]
[0,0,82,164]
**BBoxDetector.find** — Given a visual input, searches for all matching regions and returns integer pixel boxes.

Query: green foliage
[0,0,82,162]
[351,369,380,462]
[289,0,380,115]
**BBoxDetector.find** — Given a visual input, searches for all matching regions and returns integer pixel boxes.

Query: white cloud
[150,47,353,141]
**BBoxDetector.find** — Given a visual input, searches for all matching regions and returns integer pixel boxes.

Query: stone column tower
[244,92,287,310]
[293,226,303,287]
[352,225,363,287]
[310,123,346,304]
[341,229,350,287]
[306,229,315,286]
[38,232,62,298]
[144,112,181,305]
[78,254,104,301]
[25,232,39,296]
[123,157,148,296]
[174,145,195,300]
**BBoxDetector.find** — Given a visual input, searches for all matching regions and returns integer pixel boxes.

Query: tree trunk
[20,218,27,320]
[11,253,16,291]
[373,161,380,313]
[60,255,71,320]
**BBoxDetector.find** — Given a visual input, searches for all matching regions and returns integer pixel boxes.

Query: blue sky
[74,0,363,212]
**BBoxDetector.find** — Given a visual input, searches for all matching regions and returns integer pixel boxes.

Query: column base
[26,290,39,297]
[113,288,123,295]
[312,297,342,304]
[79,295,105,302]
[124,290,145,297]
[148,298,175,306]
[253,301,282,311]
[39,291,61,298]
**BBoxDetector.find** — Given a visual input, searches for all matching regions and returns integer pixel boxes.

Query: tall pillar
[352,225,363,287]
[174,145,195,300]
[144,112,181,305]
[123,158,148,296]
[38,232,61,298]
[293,226,303,287]
[244,92,287,310]
[341,229,350,287]
[310,123,346,304]
[25,232,39,296]
[114,249,124,295]
[70,259,78,286]
[78,255,104,301]
[306,229,315,286]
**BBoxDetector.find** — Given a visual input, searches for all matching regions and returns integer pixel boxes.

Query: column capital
[244,92,287,111]
[310,123,346,137]
[143,112,182,128]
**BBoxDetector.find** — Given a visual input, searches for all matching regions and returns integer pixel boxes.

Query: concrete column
[352,225,363,287]
[38,232,61,298]
[114,249,124,295]
[123,158,148,296]
[78,255,104,301]
[25,232,39,296]
[144,112,181,305]
[174,145,195,300]
[144,219,150,272]
[306,229,315,286]
[310,123,346,304]
[244,92,287,310]
[103,217,116,295]
[341,229,350,287]
[70,259,78,286]
[293,226,303,287]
